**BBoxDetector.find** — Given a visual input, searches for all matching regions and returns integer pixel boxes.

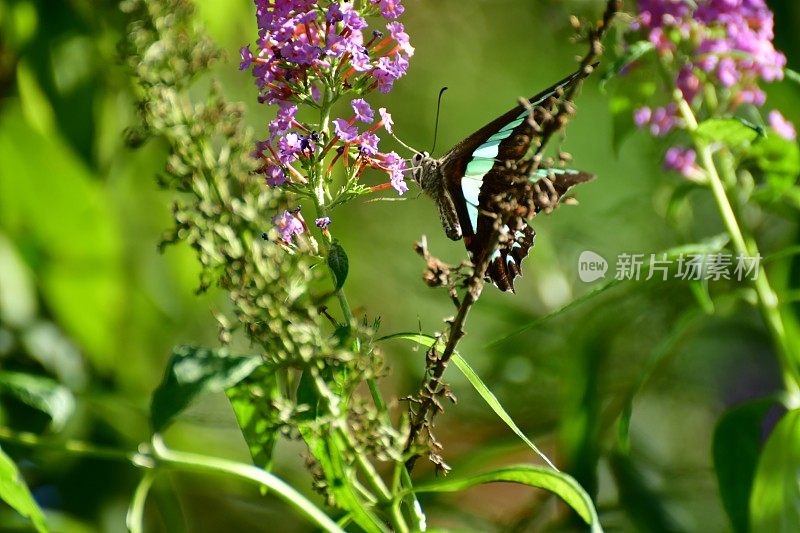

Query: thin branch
[403,0,620,472]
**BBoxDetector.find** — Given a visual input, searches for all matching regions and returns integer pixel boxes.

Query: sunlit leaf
[0,234,37,327]
[714,398,777,533]
[150,345,261,432]
[0,371,75,430]
[750,408,800,533]
[0,445,48,533]
[696,118,762,147]
[407,465,602,533]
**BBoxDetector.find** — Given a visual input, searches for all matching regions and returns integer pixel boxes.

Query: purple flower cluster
[240,1,414,243]
[627,1,795,178]
[663,146,702,180]
[241,0,412,102]
[632,0,786,134]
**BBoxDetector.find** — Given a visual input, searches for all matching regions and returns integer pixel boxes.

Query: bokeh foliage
[1,0,799,531]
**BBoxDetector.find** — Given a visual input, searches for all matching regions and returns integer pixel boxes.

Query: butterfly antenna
[430,86,448,154]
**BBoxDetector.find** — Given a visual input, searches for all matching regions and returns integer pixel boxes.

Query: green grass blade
[405,464,602,533]
[380,333,557,470]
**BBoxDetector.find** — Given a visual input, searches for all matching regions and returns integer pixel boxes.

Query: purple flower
[676,66,701,101]
[387,22,414,56]
[278,132,303,164]
[633,106,652,128]
[664,146,701,179]
[717,57,739,87]
[327,3,368,31]
[281,38,321,66]
[359,131,380,156]
[383,151,408,194]
[373,56,405,93]
[269,104,298,137]
[378,107,394,133]
[372,0,405,20]
[315,217,331,229]
[649,104,679,137]
[333,119,359,142]
[352,98,375,123]
[273,210,305,243]
[349,49,373,72]
[240,45,255,71]
[265,164,287,186]
[736,87,766,106]
[768,110,796,141]
[648,27,673,54]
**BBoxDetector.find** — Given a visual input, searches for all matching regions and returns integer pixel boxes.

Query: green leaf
[750,133,800,177]
[150,345,261,432]
[226,369,279,471]
[0,233,37,327]
[380,333,556,469]
[0,445,48,533]
[0,371,75,431]
[696,118,763,147]
[0,106,124,372]
[750,408,800,533]
[713,398,777,533]
[407,465,602,533]
[327,240,349,290]
[297,425,387,533]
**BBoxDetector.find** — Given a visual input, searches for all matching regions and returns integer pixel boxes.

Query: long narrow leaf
[406,465,602,533]
[380,333,557,469]
[0,445,48,533]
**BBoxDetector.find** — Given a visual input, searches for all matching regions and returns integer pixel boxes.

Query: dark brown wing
[467,167,595,292]
[439,66,593,241]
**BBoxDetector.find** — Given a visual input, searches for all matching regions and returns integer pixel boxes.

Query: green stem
[0,428,344,533]
[150,437,346,533]
[676,98,800,404]
[127,471,157,533]
[309,89,410,533]
[0,426,142,463]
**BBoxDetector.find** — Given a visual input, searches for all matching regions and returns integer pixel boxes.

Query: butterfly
[410,67,595,292]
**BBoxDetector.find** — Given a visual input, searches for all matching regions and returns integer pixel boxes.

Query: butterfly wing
[473,168,594,292]
[435,67,594,291]
[439,67,591,241]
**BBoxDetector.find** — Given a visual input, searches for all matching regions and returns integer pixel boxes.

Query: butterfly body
[411,67,595,292]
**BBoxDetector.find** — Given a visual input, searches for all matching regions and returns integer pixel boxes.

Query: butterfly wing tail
[486,223,536,292]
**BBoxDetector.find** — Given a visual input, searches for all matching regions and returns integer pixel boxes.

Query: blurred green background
[1,0,799,531]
